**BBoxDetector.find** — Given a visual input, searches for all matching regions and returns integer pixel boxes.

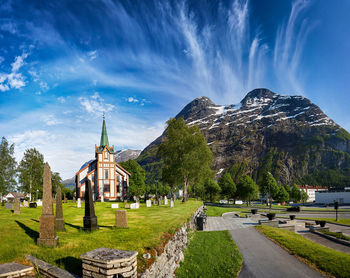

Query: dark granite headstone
[29,202,37,208]
[14,198,20,214]
[56,186,65,231]
[37,163,58,247]
[83,179,98,231]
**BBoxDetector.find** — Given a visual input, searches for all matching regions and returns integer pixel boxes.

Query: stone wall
[141,206,204,278]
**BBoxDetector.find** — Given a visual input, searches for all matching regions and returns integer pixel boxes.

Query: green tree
[301,189,309,204]
[157,117,213,202]
[276,186,289,203]
[204,179,221,202]
[0,137,17,198]
[290,184,301,202]
[120,160,146,199]
[17,148,44,200]
[51,172,63,194]
[236,175,258,205]
[260,172,279,208]
[218,172,236,201]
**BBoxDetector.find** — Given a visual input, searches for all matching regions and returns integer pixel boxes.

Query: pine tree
[0,137,17,198]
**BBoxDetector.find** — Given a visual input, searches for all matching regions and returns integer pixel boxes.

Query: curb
[310,230,350,247]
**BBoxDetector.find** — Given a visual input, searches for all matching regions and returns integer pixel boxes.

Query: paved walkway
[205,214,324,278]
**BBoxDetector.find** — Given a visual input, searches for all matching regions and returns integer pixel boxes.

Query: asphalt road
[230,227,324,278]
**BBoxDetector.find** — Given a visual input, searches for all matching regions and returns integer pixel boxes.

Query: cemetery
[0,180,202,277]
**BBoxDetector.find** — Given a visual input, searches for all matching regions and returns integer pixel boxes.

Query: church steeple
[100,114,109,148]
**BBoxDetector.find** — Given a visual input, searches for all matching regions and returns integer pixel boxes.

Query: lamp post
[334,201,339,221]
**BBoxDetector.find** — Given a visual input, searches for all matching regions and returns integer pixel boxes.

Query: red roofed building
[297,185,328,202]
[75,117,130,201]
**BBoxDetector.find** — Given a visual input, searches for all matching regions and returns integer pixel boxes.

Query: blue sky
[0,0,349,179]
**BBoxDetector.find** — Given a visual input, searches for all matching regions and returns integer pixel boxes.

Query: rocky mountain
[115,149,141,162]
[138,88,350,187]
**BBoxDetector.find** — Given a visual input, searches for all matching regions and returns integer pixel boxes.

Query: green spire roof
[100,117,109,147]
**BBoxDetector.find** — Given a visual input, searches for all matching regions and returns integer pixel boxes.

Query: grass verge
[255,225,350,278]
[321,230,350,241]
[176,231,242,278]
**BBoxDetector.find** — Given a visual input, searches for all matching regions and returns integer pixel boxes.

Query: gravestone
[111,203,119,209]
[14,198,20,214]
[77,198,81,208]
[73,196,76,203]
[23,200,29,207]
[56,186,65,231]
[146,200,152,207]
[37,163,59,247]
[29,202,37,208]
[164,196,168,205]
[37,200,42,206]
[1,200,4,206]
[5,203,13,209]
[170,200,174,207]
[83,179,98,231]
[153,199,156,206]
[101,194,104,203]
[115,210,128,228]
[124,203,130,209]
[130,203,139,209]
[64,194,67,203]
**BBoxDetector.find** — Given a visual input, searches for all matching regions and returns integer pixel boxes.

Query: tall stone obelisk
[37,163,58,246]
[56,186,65,231]
[83,179,98,231]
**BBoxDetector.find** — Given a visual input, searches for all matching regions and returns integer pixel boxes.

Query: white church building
[75,117,130,201]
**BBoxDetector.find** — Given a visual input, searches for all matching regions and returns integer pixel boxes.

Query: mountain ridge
[138,88,350,187]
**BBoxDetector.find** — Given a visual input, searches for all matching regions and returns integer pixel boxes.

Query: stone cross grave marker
[83,179,98,231]
[37,163,59,247]
[77,198,81,208]
[14,198,20,214]
[56,186,65,231]
[115,210,128,228]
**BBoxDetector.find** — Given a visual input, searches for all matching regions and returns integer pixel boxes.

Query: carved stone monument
[56,186,65,231]
[115,210,128,228]
[14,198,20,214]
[83,180,98,231]
[37,163,58,247]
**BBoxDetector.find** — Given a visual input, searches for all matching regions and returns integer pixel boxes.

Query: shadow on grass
[15,220,39,242]
[55,256,82,277]
[64,222,82,231]
[98,225,114,230]
[31,218,39,223]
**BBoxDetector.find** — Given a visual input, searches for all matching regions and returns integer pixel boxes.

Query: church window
[117,175,120,182]
[104,184,110,192]
[117,185,120,193]
[105,169,109,179]
[104,151,108,160]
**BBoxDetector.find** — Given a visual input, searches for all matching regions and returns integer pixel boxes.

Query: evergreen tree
[276,186,289,203]
[236,175,258,205]
[157,117,213,202]
[0,137,17,198]
[218,172,236,201]
[120,160,146,199]
[260,172,279,208]
[290,184,301,202]
[204,179,221,202]
[18,148,44,200]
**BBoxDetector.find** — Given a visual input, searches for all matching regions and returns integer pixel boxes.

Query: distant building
[3,192,30,201]
[315,189,350,204]
[75,117,130,201]
[297,185,327,202]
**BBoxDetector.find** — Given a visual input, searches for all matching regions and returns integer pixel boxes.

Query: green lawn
[176,231,242,278]
[0,199,201,275]
[255,225,350,278]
